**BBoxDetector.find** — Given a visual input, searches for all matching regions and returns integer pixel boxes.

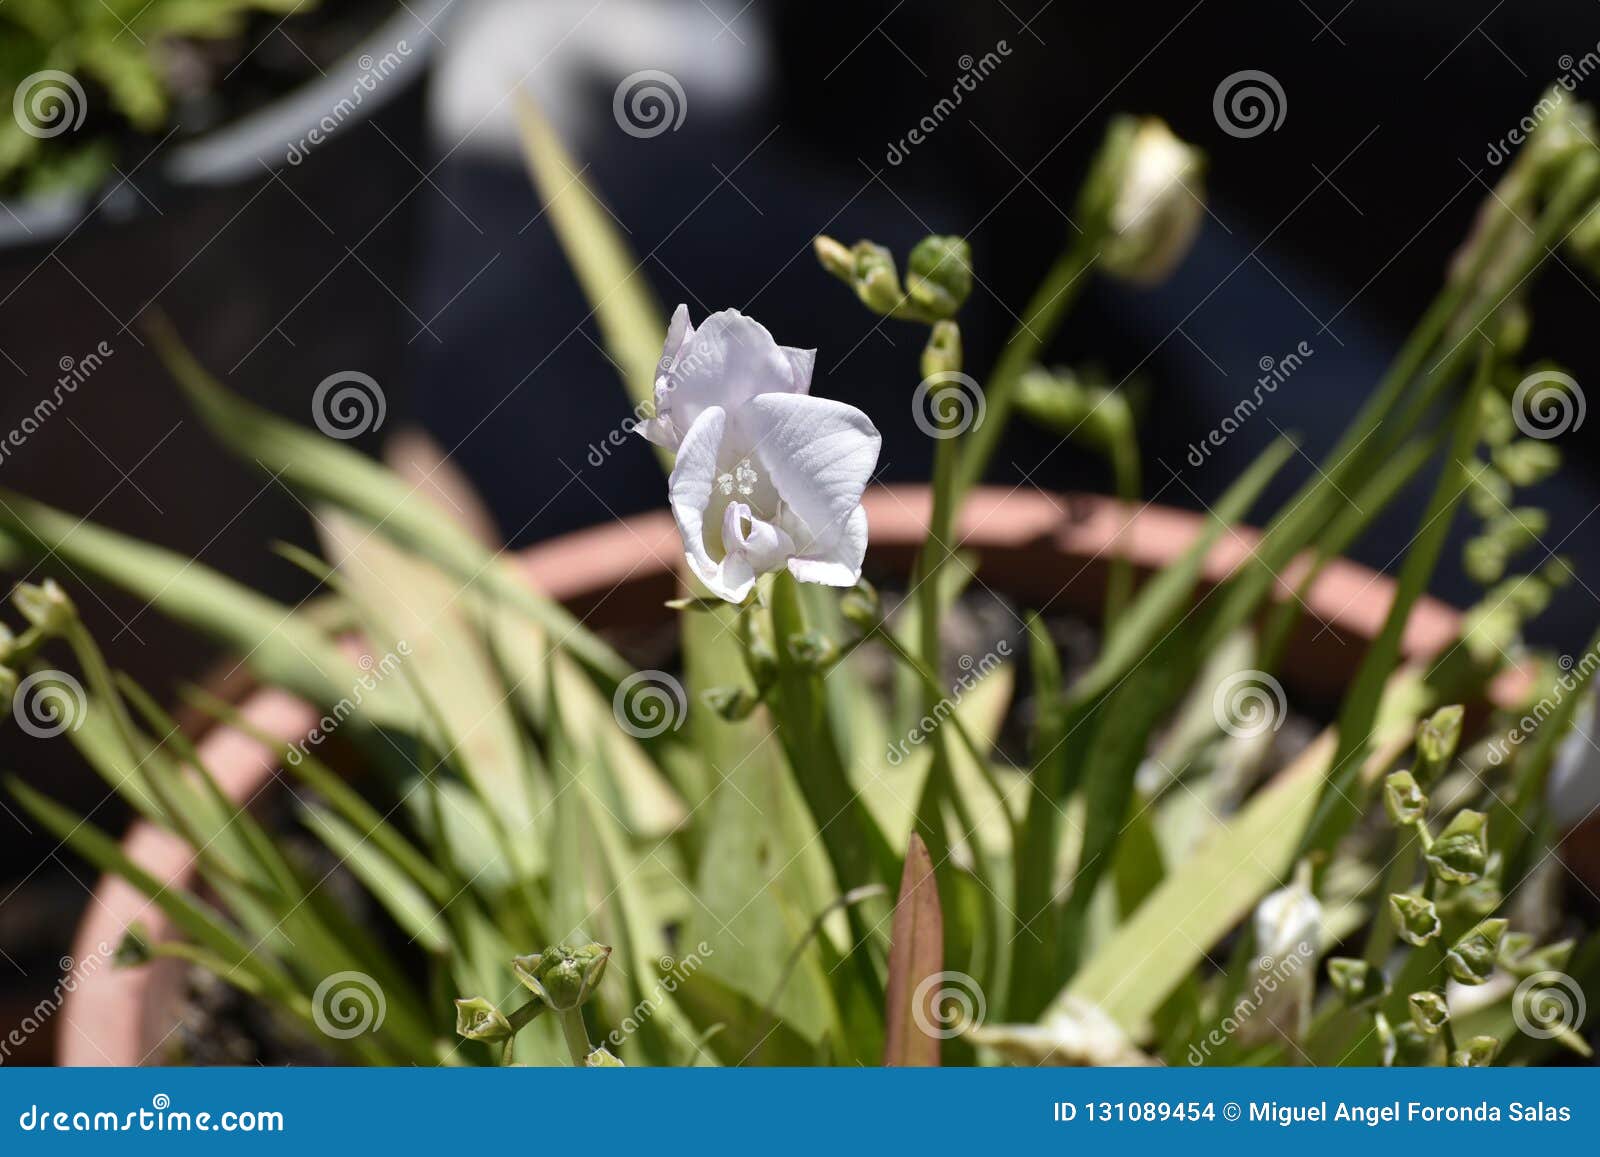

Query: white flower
[641,306,881,603]
[1101,118,1205,285]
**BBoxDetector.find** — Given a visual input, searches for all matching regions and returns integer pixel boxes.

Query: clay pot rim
[56,484,1495,1066]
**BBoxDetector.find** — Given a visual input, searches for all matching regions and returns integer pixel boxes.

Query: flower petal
[650,310,806,448]
[722,502,796,576]
[737,392,880,582]
[667,406,733,595]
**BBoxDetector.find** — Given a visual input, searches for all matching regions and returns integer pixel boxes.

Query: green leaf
[301,806,449,955]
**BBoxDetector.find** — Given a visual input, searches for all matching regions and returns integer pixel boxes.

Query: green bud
[786,631,838,670]
[0,665,17,707]
[12,580,75,636]
[850,241,905,314]
[1383,771,1428,826]
[905,235,973,318]
[1451,1035,1500,1067]
[1506,938,1574,979]
[920,320,963,381]
[584,1046,625,1067]
[1374,1012,1398,1067]
[115,923,153,967]
[1478,389,1516,447]
[840,579,882,633]
[454,997,514,1043]
[1327,957,1389,1006]
[1498,930,1534,970]
[1391,1017,1439,1066]
[1439,862,1502,925]
[1098,118,1206,285]
[1409,990,1450,1036]
[1445,919,1508,986]
[1465,461,1512,519]
[1390,893,1442,946]
[1493,439,1561,487]
[813,235,855,279]
[701,685,759,722]
[1426,810,1489,885]
[1464,536,1507,585]
[745,638,778,687]
[1496,303,1531,355]
[1414,705,1464,786]
[511,943,611,1012]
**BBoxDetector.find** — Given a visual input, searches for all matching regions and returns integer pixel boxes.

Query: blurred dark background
[3,0,1599,1060]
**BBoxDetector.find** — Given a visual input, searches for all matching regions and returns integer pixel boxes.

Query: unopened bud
[786,631,838,671]
[454,997,513,1043]
[1327,958,1388,1006]
[813,235,855,279]
[1408,990,1450,1036]
[1445,919,1508,986]
[1426,810,1489,885]
[920,320,963,381]
[512,943,611,1012]
[12,580,75,636]
[1451,1035,1500,1067]
[702,685,758,722]
[585,1046,625,1067]
[850,242,905,314]
[1390,893,1442,947]
[840,579,882,633]
[1099,118,1206,285]
[906,235,973,318]
[1414,705,1464,786]
[1383,771,1428,826]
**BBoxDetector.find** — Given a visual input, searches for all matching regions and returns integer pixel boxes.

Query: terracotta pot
[56,485,1502,1066]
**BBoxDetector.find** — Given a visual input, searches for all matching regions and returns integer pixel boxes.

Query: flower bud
[850,242,905,314]
[1414,705,1464,787]
[1506,938,1574,979]
[786,631,838,671]
[1451,1035,1500,1067]
[1445,919,1507,986]
[454,997,513,1043]
[906,236,973,318]
[1389,892,1442,946]
[1383,771,1428,827]
[1497,930,1534,970]
[1374,1011,1398,1067]
[1493,440,1561,487]
[1099,118,1206,285]
[920,320,963,381]
[584,1046,625,1067]
[701,685,759,722]
[840,579,883,634]
[12,580,75,636]
[1408,990,1450,1036]
[512,943,611,1012]
[1426,810,1489,885]
[1327,958,1388,1006]
[813,235,855,279]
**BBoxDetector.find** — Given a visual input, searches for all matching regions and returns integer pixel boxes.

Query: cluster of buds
[815,234,973,323]
[0,579,80,728]
[455,942,616,1066]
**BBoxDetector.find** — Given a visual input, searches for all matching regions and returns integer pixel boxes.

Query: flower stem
[954,235,1098,497]
[558,1008,593,1066]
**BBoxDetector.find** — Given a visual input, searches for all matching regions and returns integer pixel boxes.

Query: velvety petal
[787,504,867,586]
[650,310,806,448]
[667,406,730,594]
[738,392,880,568]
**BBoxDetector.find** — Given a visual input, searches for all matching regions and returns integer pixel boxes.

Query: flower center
[717,457,759,498]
